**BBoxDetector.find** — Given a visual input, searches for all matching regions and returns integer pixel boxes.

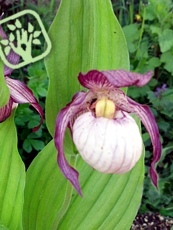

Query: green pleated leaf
[59,153,144,230]
[0,60,10,108]
[45,0,129,136]
[26,0,144,229]
[0,110,25,229]
[23,134,75,230]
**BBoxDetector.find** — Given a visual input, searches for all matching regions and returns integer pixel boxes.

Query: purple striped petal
[125,97,162,187]
[4,49,20,76]
[78,70,153,90]
[5,77,43,131]
[0,97,13,122]
[0,22,7,39]
[0,24,20,76]
[54,92,91,196]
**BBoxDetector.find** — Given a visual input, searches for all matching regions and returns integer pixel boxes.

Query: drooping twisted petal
[124,97,161,187]
[0,97,13,122]
[54,92,92,196]
[78,69,153,90]
[5,77,43,131]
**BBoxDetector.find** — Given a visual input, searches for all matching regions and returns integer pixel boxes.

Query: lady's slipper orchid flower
[54,70,162,195]
[0,25,43,131]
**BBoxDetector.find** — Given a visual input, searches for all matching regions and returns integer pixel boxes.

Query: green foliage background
[114,0,173,217]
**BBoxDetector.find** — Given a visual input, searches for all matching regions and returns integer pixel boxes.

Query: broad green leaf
[0,110,25,229]
[59,153,144,230]
[45,0,129,135]
[0,60,10,108]
[26,0,145,229]
[23,137,75,230]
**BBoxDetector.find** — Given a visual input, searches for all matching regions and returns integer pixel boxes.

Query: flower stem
[135,4,146,60]
[129,0,134,24]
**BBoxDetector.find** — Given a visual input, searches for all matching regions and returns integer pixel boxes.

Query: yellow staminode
[95,97,115,119]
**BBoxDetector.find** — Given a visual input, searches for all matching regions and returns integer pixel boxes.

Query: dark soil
[131,213,173,230]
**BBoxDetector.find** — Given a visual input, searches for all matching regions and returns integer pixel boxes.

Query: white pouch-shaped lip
[73,111,143,174]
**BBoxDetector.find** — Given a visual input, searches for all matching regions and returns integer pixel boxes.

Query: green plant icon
[0,19,41,62]
[0,10,51,69]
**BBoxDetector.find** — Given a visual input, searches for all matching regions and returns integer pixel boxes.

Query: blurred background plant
[1,0,173,218]
[113,0,173,217]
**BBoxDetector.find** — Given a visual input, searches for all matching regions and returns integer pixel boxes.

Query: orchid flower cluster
[54,70,162,195]
[0,24,162,197]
